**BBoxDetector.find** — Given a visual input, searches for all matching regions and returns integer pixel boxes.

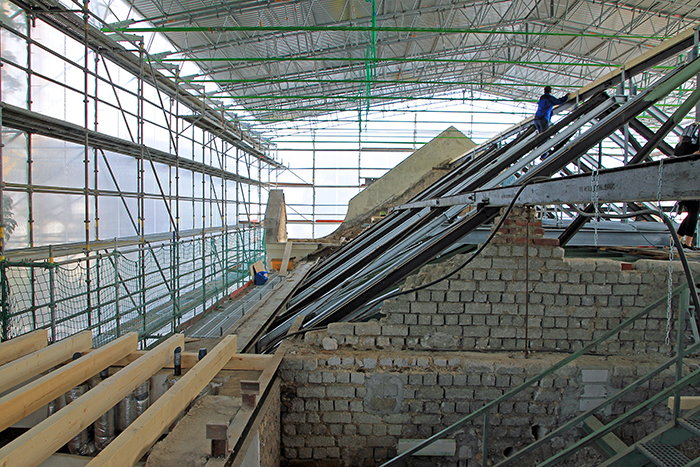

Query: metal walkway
[185,275,283,339]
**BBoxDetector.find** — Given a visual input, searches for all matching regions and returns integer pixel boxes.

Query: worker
[533,86,569,133]
[678,200,700,250]
[673,123,700,250]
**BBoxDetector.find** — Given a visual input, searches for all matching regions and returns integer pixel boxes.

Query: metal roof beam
[0,103,267,187]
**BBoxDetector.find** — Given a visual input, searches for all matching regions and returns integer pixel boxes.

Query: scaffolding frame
[0,0,278,346]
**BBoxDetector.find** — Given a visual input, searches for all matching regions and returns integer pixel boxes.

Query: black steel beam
[8,0,276,164]
[1,103,266,187]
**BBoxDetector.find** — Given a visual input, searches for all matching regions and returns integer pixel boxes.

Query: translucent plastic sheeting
[31,137,86,189]
[2,130,28,184]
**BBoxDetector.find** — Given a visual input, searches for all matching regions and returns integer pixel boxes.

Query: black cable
[360,179,545,309]
[264,182,541,350]
[271,185,700,347]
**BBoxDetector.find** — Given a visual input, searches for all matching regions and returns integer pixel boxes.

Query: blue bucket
[254,271,268,285]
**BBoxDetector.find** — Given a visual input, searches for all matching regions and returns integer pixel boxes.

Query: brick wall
[280,206,700,466]
[260,380,282,467]
[317,207,700,354]
[279,350,692,466]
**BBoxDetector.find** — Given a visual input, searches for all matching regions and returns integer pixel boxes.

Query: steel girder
[8,0,274,163]
[106,0,700,125]
[254,52,700,352]
[0,103,266,187]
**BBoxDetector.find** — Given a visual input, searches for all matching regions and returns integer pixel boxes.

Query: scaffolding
[0,0,277,345]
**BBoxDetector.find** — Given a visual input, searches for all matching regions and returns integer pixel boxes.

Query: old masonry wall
[278,207,700,467]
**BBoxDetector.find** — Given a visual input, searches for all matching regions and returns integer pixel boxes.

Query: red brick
[621,262,634,271]
[532,238,560,246]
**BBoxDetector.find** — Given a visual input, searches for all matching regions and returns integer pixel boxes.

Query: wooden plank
[225,379,280,467]
[581,415,628,458]
[0,333,138,432]
[85,335,238,467]
[227,315,303,458]
[0,330,48,366]
[668,396,700,410]
[112,350,272,371]
[0,330,93,394]
[278,241,293,276]
[577,27,696,98]
[0,333,184,467]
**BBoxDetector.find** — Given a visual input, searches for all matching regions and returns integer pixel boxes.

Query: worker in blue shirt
[533,86,569,133]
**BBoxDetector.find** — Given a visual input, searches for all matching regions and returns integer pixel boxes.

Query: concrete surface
[341,127,475,231]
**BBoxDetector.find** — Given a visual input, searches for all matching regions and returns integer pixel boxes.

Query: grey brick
[322,372,336,383]
[355,322,381,336]
[416,290,431,302]
[404,314,418,325]
[438,302,465,314]
[480,281,506,292]
[382,313,404,325]
[463,326,489,337]
[327,322,355,336]
[298,387,325,398]
[445,387,474,399]
[353,413,382,424]
[411,302,437,314]
[379,357,393,366]
[361,358,377,369]
[417,357,430,367]
[328,356,342,366]
[613,284,639,295]
[307,436,335,448]
[416,387,445,399]
[561,284,585,295]
[414,414,441,425]
[465,303,491,314]
[336,373,350,384]
[323,412,352,424]
[382,325,409,336]
[449,280,476,291]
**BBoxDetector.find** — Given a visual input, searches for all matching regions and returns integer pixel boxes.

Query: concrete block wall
[259,380,282,467]
[316,207,700,355]
[279,206,700,466]
[279,350,691,466]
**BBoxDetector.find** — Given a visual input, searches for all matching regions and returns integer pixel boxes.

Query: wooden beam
[85,335,238,467]
[0,330,93,394]
[227,315,303,460]
[580,416,628,459]
[0,333,138,432]
[112,350,271,371]
[668,396,700,410]
[0,333,184,467]
[279,241,293,276]
[0,330,48,366]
